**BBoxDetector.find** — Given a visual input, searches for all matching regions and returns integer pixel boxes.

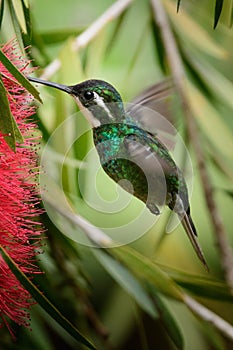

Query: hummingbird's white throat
[72,95,101,128]
[72,91,115,128]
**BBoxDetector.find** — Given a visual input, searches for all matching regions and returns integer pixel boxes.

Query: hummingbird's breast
[93,123,155,205]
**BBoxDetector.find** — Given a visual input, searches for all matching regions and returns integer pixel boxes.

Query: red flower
[0,41,43,336]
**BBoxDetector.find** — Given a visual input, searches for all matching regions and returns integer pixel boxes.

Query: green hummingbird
[28,76,208,269]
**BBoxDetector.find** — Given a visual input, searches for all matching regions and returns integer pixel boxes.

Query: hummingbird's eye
[84,90,94,100]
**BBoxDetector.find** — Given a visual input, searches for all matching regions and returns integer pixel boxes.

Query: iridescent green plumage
[93,122,177,211]
[28,76,208,269]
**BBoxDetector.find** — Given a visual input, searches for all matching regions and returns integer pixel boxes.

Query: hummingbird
[28,76,208,269]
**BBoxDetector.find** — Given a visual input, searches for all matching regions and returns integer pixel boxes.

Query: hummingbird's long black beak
[27,76,73,94]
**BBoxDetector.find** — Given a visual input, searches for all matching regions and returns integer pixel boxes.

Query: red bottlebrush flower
[0,41,43,335]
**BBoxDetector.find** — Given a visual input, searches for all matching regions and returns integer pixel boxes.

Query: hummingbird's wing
[129,79,174,119]
[126,79,178,150]
[123,133,178,210]
[123,133,177,176]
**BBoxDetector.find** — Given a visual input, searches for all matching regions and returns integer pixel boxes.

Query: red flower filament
[0,41,43,335]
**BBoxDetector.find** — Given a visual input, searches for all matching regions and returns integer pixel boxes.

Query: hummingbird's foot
[147,202,160,215]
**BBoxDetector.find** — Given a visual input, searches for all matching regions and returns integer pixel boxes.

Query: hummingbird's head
[28,77,125,128]
[70,79,125,127]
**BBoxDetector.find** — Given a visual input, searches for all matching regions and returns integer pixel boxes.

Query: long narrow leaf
[0,0,5,28]
[215,0,233,27]
[0,75,24,150]
[150,14,167,73]
[0,49,42,102]
[0,246,96,350]
[22,0,32,41]
[150,291,184,349]
[93,248,159,319]
[7,0,24,51]
[39,28,84,45]
[11,0,27,33]
[177,0,181,12]
[214,0,224,28]
[109,245,185,301]
[161,265,233,301]
[231,2,233,26]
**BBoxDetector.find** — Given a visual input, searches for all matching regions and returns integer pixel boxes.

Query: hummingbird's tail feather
[180,212,209,271]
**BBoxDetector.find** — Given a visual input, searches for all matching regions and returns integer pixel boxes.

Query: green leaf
[39,28,84,45]
[93,248,159,319]
[161,265,233,301]
[0,0,5,28]
[7,0,24,51]
[231,1,233,26]
[150,292,184,349]
[200,322,226,350]
[215,0,233,27]
[0,75,24,150]
[109,245,184,301]
[150,15,167,73]
[0,49,42,102]
[22,0,29,8]
[11,0,27,33]
[177,0,181,12]
[21,0,32,41]
[0,246,97,350]
[214,0,224,28]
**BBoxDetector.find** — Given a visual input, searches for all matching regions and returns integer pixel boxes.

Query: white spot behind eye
[93,91,114,120]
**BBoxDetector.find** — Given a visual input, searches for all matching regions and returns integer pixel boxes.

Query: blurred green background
[0,0,233,349]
